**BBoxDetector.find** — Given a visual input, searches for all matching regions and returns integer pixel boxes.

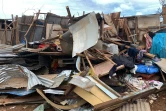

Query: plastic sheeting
[150,33,166,58]
[136,64,159,74]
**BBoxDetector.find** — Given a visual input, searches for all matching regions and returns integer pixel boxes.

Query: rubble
[0,5,166,111]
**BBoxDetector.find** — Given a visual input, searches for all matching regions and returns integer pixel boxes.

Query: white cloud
[132,0,159,4]
[136,12,143,15]
[113,3,133,13]
[0,0,70,18]
[0,0,161,19]
[92,0,125,5]
[54,0,69,3]
[120,4,133,10]
[113,7,122,12]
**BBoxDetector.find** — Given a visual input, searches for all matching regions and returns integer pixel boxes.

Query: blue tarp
[136,64,159,74]
[150,33,166,58]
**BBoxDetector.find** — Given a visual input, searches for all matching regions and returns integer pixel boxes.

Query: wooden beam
[100,19,104,40]
[95,49,117,66]
[11,14,15,45]
[84,51,96,76]
[24,10,40,48]
[4,20,8,44]
[66,6,73,23]
[15,15,20,44]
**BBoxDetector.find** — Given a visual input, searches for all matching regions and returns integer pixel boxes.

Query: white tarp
[69,12,99,57]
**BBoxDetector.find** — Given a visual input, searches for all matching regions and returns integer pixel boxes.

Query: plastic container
[103,43,119,54]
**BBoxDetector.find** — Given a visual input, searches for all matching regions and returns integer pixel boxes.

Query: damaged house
[0,5,165,111]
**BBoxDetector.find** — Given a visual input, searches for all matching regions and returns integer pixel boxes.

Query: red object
[38,44,46,48]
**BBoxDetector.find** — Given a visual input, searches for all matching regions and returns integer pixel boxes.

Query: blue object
[0,89,36,96]
[136,64,159,74]
[20,39,26,44]
[150,33,166,58]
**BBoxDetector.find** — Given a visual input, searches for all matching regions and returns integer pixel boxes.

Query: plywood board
[137,15,160,29]
[94,61,114,77]
[74,86,103,106]
[46,24,63,39]
[90,86,112,102]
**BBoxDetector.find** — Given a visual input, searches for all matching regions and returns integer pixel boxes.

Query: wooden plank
[29,12,41,42]
[37,88,86,110]
[95,49,117,65]
[24,10,40,47]
[4,20,8,44]
[81,58,86,70]
[66,6,73,23]
[94,61,114,77]
[100,19,104,40]
[73,87,103,106]
[90,86,112,102]
[15,15,20,44]
[135,17,138,41]
[163,7,166,24]
[11,14,15,45]
[87,76,119,99]
[124,19,132,42]
[84,51,96,76]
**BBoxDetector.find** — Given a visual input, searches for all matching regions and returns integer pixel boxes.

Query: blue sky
[0,0,161,19]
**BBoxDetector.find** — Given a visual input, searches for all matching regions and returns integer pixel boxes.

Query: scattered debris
[0,5,166,111]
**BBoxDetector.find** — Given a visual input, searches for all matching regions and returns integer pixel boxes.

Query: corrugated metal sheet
[69,12,99,57]
[114,99,151,111]
[0,64,57,90]
[0,44,24,55]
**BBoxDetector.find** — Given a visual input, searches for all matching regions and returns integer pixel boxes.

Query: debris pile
[0,6,166,111]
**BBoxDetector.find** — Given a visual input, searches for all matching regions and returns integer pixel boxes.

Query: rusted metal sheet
[137,14,160,29]
[114,99,151,111]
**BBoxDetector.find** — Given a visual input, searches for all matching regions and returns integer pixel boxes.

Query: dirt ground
[150,90,166,111]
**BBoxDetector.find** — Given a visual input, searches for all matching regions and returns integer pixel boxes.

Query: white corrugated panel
[115,99,151,111]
